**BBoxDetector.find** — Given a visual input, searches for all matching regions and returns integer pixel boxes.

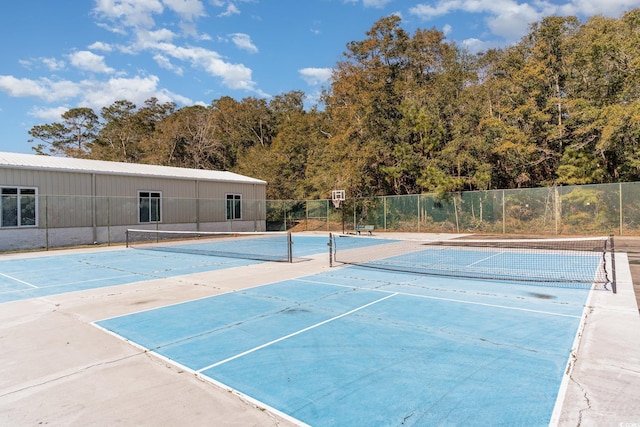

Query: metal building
[0,152,267,251]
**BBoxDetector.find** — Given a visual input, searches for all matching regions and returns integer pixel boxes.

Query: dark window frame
[138,191,162,223]
[226,193,242,220]
[1,186,38,228]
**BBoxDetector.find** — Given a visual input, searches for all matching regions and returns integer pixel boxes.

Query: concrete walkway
[553,252,640,426]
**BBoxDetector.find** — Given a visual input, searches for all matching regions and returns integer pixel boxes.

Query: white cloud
[556,0,640,17]
[153,43,257,91]
[81,75,162,106]
[310,22,322,35]
[91,0,261,95]
[0,74,191,109]
[343,0,393,7]
[93,0,164,30]
[18,59,34,69]
[93,0,204,37]
[363,0,393,8]
[47,80,85,100]
[136,28,177,47]
[68,51,115,74]
[18,57,66,72]
[88,41,113,52]
[462,37,497,54]
[162,0,205,21]
[218,3,240,17]
[29,105,70,121]
[0,76,81,102]
[230,33,258,53]
[153,54,184,75]
[41,57,66,71]
[299,67,333,86]
[0,76,49,99]
[410,0,640,43]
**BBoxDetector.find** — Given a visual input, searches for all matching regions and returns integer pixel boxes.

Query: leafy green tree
[323,16,471,197]
[29,108,99,157]
[92,98,175,162]
[235,92,329,199]
[559,11,640,183]
[141,105,233,170]
[211,96,276,165]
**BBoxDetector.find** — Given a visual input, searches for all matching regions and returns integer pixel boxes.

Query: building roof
[0,152,266,185]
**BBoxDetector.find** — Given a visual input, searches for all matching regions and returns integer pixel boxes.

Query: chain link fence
[2,182,638,252]
[267,182,638,236]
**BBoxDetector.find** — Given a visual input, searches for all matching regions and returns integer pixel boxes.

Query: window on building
[226,194,242,220]
[139,191,161,223]
[1,187,37,227]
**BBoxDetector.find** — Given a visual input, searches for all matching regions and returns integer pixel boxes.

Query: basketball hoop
[332,189,346,234]
[331,190,345,209]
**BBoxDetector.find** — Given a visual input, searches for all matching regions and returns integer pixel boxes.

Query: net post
[287,232,293,263]
[125,229,129,248]
[610,234,617,294]
[328,233,333,267]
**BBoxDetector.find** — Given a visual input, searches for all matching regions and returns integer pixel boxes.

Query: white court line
[297,278,582,319]
[196,292,398,373]
[0,273,142,295]
[466,251,504,267]
[0,272,38,288]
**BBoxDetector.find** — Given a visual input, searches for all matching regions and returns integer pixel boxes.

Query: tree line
[29,10,640,200]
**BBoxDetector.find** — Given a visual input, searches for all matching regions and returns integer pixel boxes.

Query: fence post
[453,195,460,233]
[326,199,329,231]
[502,190,506,234]
[619,182,623,236]
[555,187,559,235]
[417,195,421,233]
[107,197,111,246]
[383,196,387,231]
[45,195,49,250]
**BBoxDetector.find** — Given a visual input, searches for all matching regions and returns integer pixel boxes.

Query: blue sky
[0,0,635,155]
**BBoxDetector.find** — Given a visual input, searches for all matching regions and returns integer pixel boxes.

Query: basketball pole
[332,190,346,235]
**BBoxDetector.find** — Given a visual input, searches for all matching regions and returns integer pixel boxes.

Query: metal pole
[45,195,49,250]
[107,197,111,246]
[619,182,623,236]
[417,195,421,233]
[610,234,617,294]
[502,190,506,234]
[353,199,356,232]
[326,199,329,231]
[384,196,387,231]
[328,232,333,267]
[453,195,460,233]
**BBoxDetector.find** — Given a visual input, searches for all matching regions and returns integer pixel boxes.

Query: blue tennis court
[96,255,593,425]
[0,235,388,303]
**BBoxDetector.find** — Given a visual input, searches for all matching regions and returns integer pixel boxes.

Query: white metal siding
[1,153,268,250]
[0,168,93,196]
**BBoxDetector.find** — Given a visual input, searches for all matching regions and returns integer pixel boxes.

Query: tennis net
[330,234,616,291]
[126,229,293,262]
